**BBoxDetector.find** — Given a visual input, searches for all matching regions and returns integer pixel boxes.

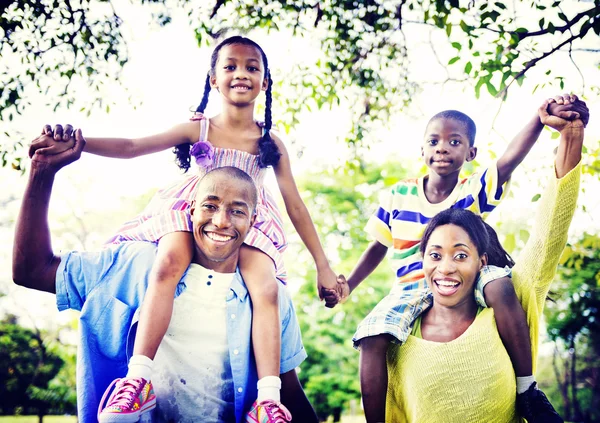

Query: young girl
[38,36,341,422]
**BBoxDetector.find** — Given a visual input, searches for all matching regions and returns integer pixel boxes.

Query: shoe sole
[98,397,157,423]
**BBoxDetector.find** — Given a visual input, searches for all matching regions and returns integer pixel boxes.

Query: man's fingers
[72,128,86,155]
[42,124,52,135]
[29,136,51,158]
[539,99,551,119]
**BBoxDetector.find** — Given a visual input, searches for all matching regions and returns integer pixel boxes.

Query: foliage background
[1,0,600,421]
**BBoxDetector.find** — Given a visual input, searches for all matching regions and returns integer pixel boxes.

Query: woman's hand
[538,98,589,132]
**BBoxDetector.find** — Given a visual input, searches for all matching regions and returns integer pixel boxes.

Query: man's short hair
[198,167,258,213]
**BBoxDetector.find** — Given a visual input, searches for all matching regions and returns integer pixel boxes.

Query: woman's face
[423,223,487,308]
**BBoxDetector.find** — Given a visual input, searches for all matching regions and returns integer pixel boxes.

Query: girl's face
[423,223,487,308]
[211,44,268,107]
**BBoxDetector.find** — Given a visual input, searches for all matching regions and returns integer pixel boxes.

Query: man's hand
[29,124,77,158]
[539,99,586,133]
[30,128,85,172]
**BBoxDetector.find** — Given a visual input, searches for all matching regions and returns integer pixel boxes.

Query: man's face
[190,174,256,272]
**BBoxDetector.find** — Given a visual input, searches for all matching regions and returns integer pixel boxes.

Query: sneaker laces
[260,399,292,423]
[99,377,146,412]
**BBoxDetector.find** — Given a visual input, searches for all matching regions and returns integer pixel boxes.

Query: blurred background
[1,1,599,421]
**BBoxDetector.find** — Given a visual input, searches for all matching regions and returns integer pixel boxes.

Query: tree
[0,315,70,421]
[544,233,600,422]
[290,160,412,420]
[2,0,599,170]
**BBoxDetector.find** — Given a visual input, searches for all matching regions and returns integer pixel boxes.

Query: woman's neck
[421,298,479,342]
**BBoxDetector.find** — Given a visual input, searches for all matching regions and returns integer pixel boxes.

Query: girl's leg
[99,232,193,420]
[131,231,194,366]
[239,245,281,399]
[360,334,391,423]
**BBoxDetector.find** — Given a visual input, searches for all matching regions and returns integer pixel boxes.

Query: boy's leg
[483,276,563,422]
[360,334,392,423]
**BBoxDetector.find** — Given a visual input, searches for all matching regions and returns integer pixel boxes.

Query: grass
[0,417,77,423]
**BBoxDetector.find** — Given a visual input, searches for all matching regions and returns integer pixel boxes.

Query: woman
[385,101,587,422]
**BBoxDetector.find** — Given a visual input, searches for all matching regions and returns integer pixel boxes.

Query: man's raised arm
[12,129,86,293]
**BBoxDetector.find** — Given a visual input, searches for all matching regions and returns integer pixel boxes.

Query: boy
[339,95,587,423]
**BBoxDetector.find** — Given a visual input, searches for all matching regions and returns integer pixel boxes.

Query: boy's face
[421,118,477,177]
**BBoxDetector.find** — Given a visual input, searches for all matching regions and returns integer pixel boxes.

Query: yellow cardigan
[386,163,581,423]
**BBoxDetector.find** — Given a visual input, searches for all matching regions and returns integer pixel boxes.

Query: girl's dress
[106,115,288,282]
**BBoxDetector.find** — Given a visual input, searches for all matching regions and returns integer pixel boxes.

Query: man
[13,129,318,423]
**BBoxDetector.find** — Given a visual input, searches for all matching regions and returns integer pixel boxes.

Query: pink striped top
[107,116,288,282]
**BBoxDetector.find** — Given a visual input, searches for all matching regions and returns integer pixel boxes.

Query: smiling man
[13,130,317,423]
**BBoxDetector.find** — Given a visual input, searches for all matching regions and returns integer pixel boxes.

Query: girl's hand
[29,124,76,157]
[317,265,339,299]
[546,94,589,127]
[322,275,350,308]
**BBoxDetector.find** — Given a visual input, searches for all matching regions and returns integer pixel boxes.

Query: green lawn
[0,417,77,423]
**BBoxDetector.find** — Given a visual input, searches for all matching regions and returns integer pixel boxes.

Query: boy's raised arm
[496,94,587,186]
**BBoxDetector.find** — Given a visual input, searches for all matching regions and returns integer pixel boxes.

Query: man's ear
[421,145,424,157]
[190,200,196,216]
[467,146,477,162]
[250,211,257,228]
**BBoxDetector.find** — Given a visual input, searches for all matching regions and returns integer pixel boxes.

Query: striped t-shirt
[365,162,510,284]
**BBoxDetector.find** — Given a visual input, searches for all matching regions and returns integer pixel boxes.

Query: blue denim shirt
[55,242,307,423]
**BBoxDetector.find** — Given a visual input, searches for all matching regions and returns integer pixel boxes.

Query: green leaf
[531,193,541,202]
[451,42,462,50]
[448,56,460,65]
[551,131,560,139]
[464,61,472,74]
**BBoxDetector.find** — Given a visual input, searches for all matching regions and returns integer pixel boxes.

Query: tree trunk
[332,407,342,422]
[570,340,582,421]
[553,345,571,419]
[38,413,43,423]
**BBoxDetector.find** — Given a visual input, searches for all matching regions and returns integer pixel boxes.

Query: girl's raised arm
[272,134,341,302]
[34,121,199,159]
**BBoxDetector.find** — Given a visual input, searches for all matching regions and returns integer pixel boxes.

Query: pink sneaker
[97,377,156,422]
[245,399,292,423]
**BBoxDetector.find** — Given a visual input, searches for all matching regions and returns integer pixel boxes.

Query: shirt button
[231,314,236,319]
[234,349,239,355]
[237,387,243,393]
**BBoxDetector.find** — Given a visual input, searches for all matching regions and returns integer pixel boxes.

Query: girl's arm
[32,121,199,159]
[271,134,340,299]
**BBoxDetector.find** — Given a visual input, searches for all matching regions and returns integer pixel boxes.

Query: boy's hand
[29,124,76,157]
[320,274,350,308]
[539,99,585,133]
[546,94,589,127]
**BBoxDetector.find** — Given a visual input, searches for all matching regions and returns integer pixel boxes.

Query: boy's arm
[280,370,319,423]
[13,130,85,293]
[30,121,198,159]
[496,94,585,186]
[345,240,388,294]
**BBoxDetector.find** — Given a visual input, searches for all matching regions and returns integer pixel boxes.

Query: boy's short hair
[428,110,477,146]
